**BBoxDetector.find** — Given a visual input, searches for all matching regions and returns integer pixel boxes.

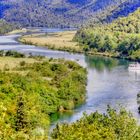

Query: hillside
[75,8,140,61]
[104,0,140,22]
[0,0,140,27]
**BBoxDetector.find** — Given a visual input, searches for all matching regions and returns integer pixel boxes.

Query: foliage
[5,50,25,58]
[0,50,25,58]
[0,54,87,139]
[75,8,140,61]
[52,107,140,140]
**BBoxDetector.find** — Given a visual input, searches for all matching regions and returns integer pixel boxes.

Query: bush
[52,107,140,140]
[0,57,87,139]
[20,61,26,66]
[5,50,25,58]
[0,50,4,56]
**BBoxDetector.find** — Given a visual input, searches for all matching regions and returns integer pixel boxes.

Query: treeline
[75,8,140,61]
[0,51,87,139]
[52,106,140,139]
[0,20,19,35]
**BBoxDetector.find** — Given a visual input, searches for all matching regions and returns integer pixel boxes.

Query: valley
[0,29,140,139]
[1,0,140,139]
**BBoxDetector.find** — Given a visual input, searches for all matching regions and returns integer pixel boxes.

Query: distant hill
[103,0,140,22]
[0,0,140,27]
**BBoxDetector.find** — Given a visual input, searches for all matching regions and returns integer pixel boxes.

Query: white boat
[128,63,140,71]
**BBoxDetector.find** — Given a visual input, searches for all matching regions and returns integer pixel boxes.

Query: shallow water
[0,30,140,130]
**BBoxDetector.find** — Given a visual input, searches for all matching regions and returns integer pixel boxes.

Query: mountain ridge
[0,0,140,27]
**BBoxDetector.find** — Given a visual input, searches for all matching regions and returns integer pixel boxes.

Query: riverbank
[51,107,140,140]
[0,51,87,139]
[19,31,117,57]
[19,31,140,62]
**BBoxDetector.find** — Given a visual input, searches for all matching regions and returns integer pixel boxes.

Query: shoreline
[17,30,140,62]
[19,35,139,63]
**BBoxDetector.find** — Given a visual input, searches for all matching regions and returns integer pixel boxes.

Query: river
[0,29,140,130]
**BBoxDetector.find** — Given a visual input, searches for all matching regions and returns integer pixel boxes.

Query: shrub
[52,107,140,140]
[20,61,26,66]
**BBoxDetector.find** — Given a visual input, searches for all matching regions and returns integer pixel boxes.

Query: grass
[0,57,39,71]
[20,31,83,53]
[19,31,120,58]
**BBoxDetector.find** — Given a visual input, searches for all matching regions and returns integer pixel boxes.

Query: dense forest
[75,8,140,61]
[0,20,19,35]
[0,51,87,139]
[1,0,140,27]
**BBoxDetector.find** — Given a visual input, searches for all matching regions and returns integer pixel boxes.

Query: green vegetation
[0,50,25,58]
[0,20,19,35]
[52,106,140,140]
[75,8,140,61]
[0,51,139,139]
[0,51,87,139]
[19,8,140,61]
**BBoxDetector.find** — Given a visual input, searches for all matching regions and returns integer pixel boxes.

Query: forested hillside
[75,8,140,61]
[1,0,140,27]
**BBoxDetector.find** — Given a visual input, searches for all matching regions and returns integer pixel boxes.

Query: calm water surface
[0,30,140,130]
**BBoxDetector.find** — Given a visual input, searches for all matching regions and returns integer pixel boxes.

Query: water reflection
[85,55,118,72]
[85,55,129,72]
